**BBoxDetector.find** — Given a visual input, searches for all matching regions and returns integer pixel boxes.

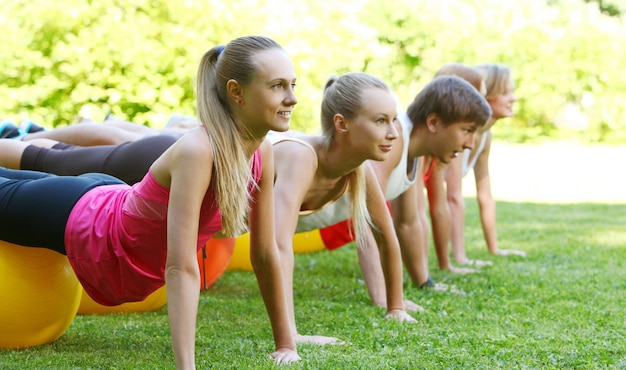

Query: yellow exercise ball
[77,285,167,315]
[226,230,327,272]
[293,230,326,253]
[0,241,81,348]
[227,232,253,271]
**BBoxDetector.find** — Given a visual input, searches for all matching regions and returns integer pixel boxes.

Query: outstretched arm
[249,139,299,363]
[474,132,497,254]
[272,139,341,345]
[445,151,468,264]
[159,132,213,369]
[389,182,430,287]
[364,164,416,322]
[424,160,453,270]
[474,133,525,257]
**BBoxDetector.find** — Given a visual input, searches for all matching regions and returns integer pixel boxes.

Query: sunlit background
[1,0,625,201]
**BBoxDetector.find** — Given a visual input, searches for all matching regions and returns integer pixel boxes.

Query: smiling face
[238,49,297,137]
[487,78,516,120]
[345,88,399,162]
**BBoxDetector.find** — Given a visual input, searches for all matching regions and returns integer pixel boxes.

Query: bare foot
[296,334,346,345]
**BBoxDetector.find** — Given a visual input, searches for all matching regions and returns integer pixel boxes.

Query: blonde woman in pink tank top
[0,36,300,368]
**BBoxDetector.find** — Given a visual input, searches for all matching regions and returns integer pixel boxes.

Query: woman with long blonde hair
[0,35,300,368]
[272,72,417,345]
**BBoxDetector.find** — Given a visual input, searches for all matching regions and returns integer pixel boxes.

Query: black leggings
[0,168,125,254]
[21,134,178,184]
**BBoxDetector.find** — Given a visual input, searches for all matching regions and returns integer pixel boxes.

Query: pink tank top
[65,149,263,306]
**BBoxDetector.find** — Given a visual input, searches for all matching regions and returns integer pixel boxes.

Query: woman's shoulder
[271,132,319,161]
[150,128,213,185]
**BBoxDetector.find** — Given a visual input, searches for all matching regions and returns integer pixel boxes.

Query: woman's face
[239,49,298,137]
[345,88,399,162]
[488,78,517,120]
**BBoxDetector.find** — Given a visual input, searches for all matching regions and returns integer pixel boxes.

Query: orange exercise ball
[198,237,235,290]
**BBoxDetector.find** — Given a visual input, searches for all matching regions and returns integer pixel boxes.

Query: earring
[237,99,243,104]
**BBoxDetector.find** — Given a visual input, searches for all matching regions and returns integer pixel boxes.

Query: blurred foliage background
[1,0,625,143]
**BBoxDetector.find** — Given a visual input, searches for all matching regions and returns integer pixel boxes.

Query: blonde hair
[435,63,485,94]
[320,72,390,248]
[475,63,513,100]
[196,36,283,236]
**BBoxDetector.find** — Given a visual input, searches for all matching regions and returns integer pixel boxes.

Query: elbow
[447,194,465,209]
[476,193,493,207]
[165,263,200,286]
[250,244,281,273]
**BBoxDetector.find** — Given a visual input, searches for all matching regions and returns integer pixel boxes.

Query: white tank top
[269,132,352,232]
[461,132,488,177]
[385,111,419,200]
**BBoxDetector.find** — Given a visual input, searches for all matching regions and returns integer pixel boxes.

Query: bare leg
[22,138,59,149]
[0,139,30,168]
[101,118,160,136]
[22,123,143,146]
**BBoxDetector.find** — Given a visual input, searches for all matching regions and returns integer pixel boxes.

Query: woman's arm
[249,139,300,362]
[473,132,496,254]
[272,140,342,344]
[364,164,416,322]
[160,132,213,369]
[474,132,525,257]
[357,122,420,311]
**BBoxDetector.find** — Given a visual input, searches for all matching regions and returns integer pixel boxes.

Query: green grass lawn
[1,200,625,369]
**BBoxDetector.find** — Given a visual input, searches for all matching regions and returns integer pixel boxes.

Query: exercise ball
[318,219,355,250]
[227,232,253,271]
[226,224,355,272]
[292,229,326,254]
[0,241,81,348]
[198,237,235,290]
[227,230,325,271]
[77,285,167,315]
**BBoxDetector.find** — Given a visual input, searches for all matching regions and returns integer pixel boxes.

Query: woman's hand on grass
[296,334,345,345]
[448,265,479,274]
[457,259,493,267]
[495,249,526,257]
[402,299,425,312]
[270,348,301,364]
[384,309,417,323]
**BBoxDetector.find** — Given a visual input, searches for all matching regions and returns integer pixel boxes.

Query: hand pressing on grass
[373,297,424,313]
[384,309,417,323]
[447,264,479,274]
[296,334,346,345]
[455,258,493,267]
[270,348,301,364]
[494,249,526,257]
[401,299,425,313]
